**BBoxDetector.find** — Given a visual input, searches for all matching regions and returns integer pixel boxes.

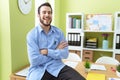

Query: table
[10,61,119,80]
[75,62,119,79]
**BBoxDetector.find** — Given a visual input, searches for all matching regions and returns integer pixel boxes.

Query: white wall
[35,0,47,26]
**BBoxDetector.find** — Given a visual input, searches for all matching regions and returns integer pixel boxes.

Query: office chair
[64,52,81,62]
[95,56,119,65]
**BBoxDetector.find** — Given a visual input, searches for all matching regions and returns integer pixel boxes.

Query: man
[26,2,85,80]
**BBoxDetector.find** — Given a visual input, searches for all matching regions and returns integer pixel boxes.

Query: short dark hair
[38,2,52,14]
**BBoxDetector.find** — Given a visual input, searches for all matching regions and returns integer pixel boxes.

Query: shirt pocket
[51,39,59,49]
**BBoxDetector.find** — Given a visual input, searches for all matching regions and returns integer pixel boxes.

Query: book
[90,64,106,71]
[76,19,81,29]
[86,45,97,48]
[64,61,78,68]
[117,17,120,31]
[86,72,106,80]
[73,18,76,28]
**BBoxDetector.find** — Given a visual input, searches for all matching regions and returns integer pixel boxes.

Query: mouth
[40,16,52,26]
[44,18,51,23]
[43,17,50,20]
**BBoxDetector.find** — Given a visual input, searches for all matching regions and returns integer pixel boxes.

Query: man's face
[38,6,52,26]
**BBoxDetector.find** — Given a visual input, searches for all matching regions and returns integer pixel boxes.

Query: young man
[26,2,85,80]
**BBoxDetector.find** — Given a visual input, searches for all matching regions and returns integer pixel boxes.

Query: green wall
[9,0,35,72]
[0,0,35,80]
[54,0,120,61]
[54,0,61,27]
[0,0,2,78]
[55,0,120,33]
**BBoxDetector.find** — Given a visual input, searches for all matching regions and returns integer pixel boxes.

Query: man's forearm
[40,41,68,55]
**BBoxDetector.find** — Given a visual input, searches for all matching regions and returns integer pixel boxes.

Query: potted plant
[84,61,91,73]
[116,64,120,77]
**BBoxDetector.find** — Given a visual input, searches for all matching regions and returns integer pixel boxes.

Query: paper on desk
[90,64,106,71]
[15,67,29,77]
[64,61,78,68]
[108,78,120,80]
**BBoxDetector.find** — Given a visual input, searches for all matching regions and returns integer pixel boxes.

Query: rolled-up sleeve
[26,30,52,67]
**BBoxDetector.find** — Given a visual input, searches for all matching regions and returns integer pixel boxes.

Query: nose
[45,11,51,16]
[45,13,49,16]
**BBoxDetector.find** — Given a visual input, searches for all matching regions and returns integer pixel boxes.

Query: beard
[40,17,52,26]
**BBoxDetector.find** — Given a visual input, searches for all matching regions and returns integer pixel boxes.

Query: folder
[86,72,106,80]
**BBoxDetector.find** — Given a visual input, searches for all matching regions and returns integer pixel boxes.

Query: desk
[10,61,119,80]
[75,62,119,79]
[10,74,26,80]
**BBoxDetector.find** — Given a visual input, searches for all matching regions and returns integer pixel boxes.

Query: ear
[37,14,40,18]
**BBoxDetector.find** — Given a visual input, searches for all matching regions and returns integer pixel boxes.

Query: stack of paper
[108,78,120,80]
[64,61,78,68]
[15,67,29,77]
[86,73,106,80]
[90,64,106,71]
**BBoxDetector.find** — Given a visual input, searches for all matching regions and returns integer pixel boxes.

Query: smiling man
[26,2,85,80]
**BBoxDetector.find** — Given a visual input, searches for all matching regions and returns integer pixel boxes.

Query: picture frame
[85,14,112,31]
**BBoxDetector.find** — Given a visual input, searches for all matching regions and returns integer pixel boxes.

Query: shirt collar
[37,24,55,34]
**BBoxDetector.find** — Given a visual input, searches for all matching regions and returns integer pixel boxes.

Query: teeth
[45,19,49,20]
[44,18,48,20]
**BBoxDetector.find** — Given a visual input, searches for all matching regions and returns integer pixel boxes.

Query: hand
[56,41,68,49]
[40,49,48,55]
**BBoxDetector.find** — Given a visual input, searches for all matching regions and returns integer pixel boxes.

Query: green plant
[101,33,110,40]
[116,64,120,72]
[84,61,90,69]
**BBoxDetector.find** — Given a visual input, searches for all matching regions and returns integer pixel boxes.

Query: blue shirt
[26,24,69,80]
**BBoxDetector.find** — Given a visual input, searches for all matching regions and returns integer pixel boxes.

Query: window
[35,0,47,26]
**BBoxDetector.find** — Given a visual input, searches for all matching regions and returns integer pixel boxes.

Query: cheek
[40,15,44,19]
[49,15,52,19]
[50,16,52,20]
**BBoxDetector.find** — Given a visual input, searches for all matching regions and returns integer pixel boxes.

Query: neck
[40,23,50,34]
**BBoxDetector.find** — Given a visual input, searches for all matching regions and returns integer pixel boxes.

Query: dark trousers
[41,65,86,80]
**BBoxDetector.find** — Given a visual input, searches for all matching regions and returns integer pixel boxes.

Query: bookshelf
[113,12,120,61]
[83,14,114,61]
[83,32,114,51]
[66,13,84,60]
[66,13,120,62]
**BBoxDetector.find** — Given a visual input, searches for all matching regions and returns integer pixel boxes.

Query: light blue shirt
[26,24,69,80]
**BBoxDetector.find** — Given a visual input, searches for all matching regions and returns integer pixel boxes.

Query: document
[90,64,106,71]
[86,72,105,80]
[108,78,120,80]
[15,67,29,77]
[64,61,78,68]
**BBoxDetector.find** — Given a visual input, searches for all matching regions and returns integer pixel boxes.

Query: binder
[116,34,120,49]
[67,33,81,46]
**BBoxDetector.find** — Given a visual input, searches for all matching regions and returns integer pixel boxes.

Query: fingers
[57,41,68,49]
[61,41,68,47]
[40,49,48,55]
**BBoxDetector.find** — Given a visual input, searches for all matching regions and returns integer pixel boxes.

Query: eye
[42,11,46,14]
[48,11,52,14]
[41,11,52,15]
